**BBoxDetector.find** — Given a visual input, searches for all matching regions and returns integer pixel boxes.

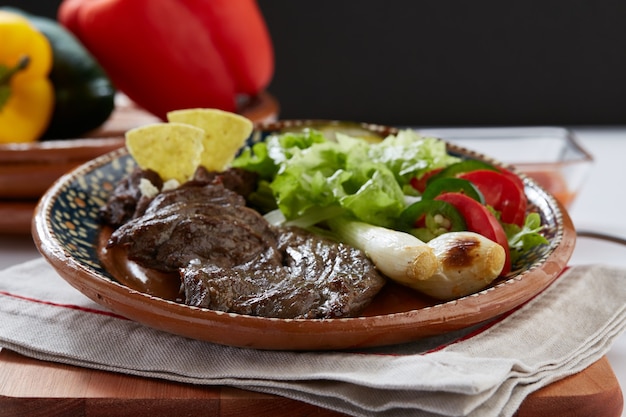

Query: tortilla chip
[167,108,253,172]
[125,122,204,183]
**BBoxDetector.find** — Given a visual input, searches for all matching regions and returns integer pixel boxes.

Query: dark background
[6,1,626,126]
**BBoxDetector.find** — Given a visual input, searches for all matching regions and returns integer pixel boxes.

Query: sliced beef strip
[100,167,259,228]
[99,168,163,227]
[107,184,277,273]
[186,166,259,198]
[182,227,386,319]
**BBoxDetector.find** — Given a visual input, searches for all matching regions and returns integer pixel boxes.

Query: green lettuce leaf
[367,130,460,186]
[232,129,460,228]
[505,213,550,263]
[232,128,327,180]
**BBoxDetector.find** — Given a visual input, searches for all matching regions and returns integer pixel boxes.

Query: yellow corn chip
[125,122,205,183]
[166,108,253,172]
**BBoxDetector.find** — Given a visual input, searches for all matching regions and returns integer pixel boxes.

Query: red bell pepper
[57,0,274,120]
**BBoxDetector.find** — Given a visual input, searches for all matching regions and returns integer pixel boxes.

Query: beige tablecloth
[0,259,624,417]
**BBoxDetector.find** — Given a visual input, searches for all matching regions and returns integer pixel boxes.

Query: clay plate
[32,121,575,350]
[0,92,279,235]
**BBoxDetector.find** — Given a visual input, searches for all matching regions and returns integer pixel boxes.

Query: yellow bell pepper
[0,10,54,143]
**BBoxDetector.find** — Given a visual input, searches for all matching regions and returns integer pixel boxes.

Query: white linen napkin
[1,258,625,417]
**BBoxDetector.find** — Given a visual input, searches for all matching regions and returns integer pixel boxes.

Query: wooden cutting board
[0,349,622,417]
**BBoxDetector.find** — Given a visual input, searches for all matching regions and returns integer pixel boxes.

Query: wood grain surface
[0,349,622,417]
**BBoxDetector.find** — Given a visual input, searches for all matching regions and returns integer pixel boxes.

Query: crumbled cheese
[139,178,160,198]
[162,179,180,192]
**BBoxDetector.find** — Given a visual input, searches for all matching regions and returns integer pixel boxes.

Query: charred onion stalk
[326,218,438,284]
[327,218,505,300]
[421,231,505,300]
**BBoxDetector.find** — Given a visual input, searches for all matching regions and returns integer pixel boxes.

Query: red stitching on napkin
[0,290,129,320]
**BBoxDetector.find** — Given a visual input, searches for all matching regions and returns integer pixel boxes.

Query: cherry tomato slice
[435,192,511,275]
[458,169,527,227]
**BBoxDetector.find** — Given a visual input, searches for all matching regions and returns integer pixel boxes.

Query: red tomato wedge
[498,167,525,194]
[435,192,511,275]
[458,169,527,227]
[409,168,443,193]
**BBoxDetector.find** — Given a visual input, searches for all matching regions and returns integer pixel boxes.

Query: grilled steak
[107,184,276,273]
[182,226,385,319]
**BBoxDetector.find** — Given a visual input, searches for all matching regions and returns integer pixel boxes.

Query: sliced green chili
[398,199,467,242]
[421,177,484,204]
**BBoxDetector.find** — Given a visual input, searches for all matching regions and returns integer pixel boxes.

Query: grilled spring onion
[419,231,505,300]
[327,218,505,299]
[326,217,438,284]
